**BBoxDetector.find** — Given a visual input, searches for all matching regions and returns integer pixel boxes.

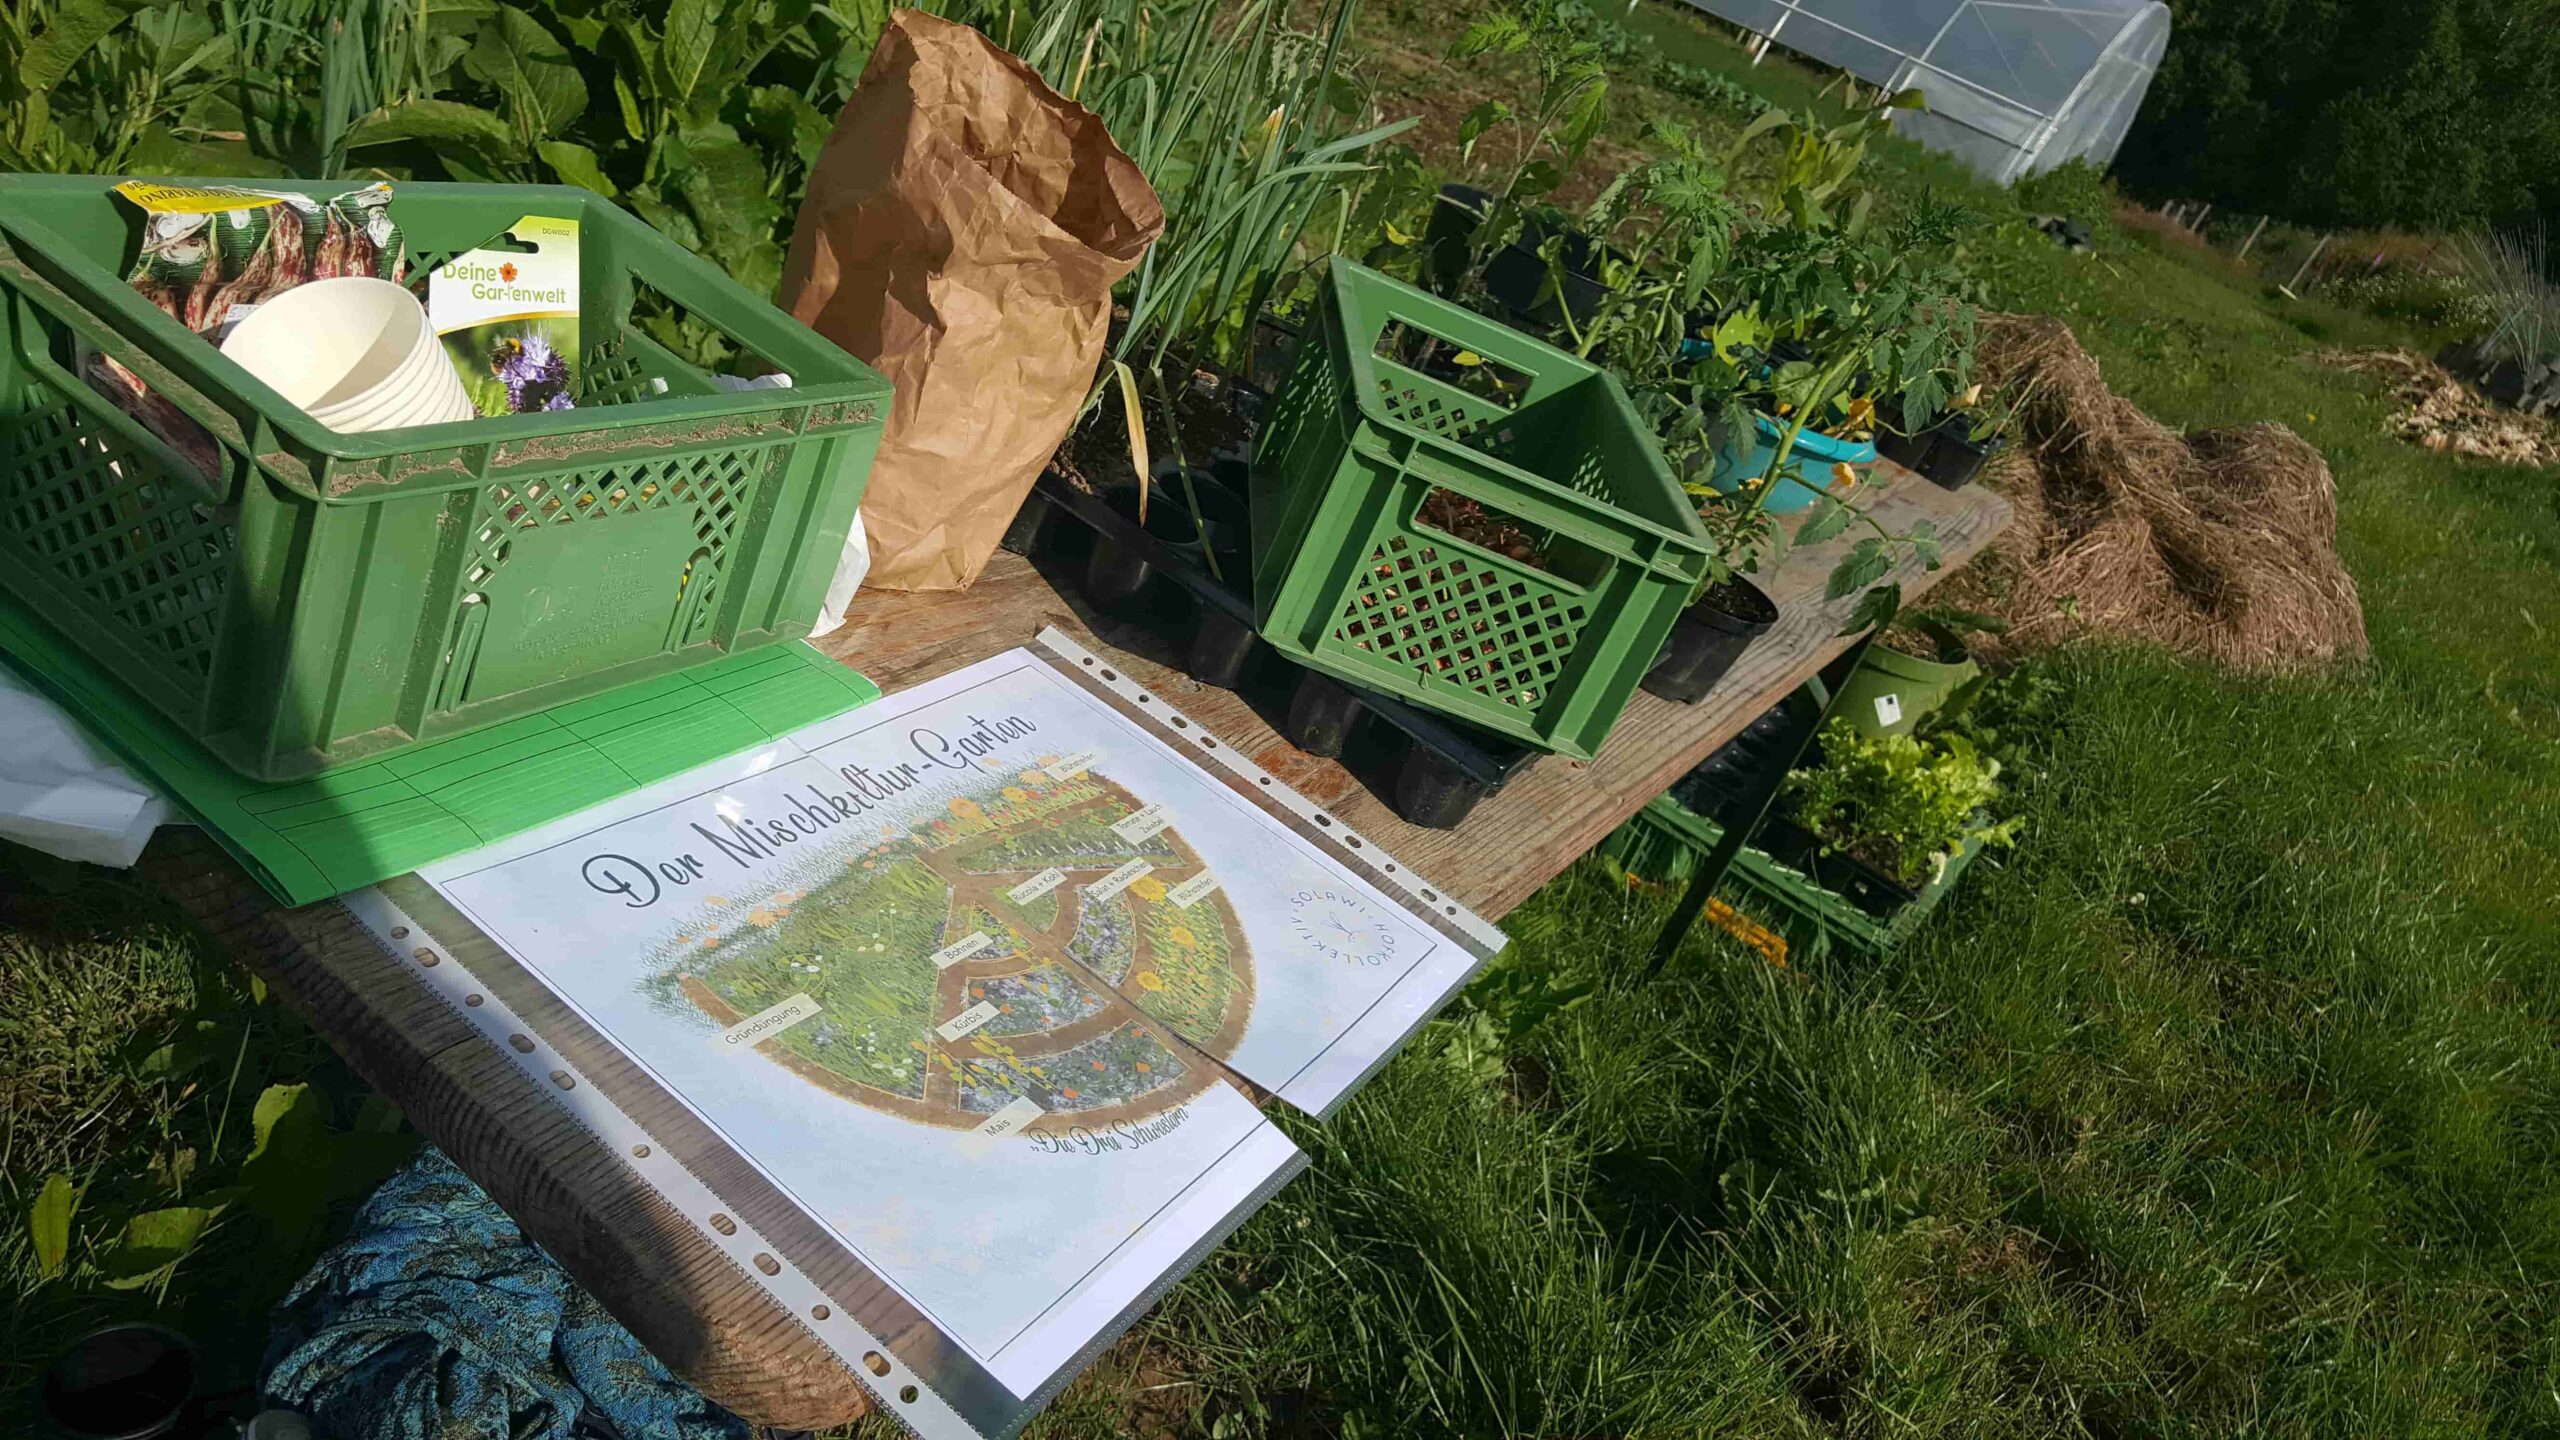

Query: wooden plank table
[141,465,2006,1429]
[821,466,2011,917]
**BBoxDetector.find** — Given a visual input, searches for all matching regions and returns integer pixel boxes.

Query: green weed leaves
[27,1174,76,1280]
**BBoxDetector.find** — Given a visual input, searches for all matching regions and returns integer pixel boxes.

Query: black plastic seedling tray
[1005,460,1541,829]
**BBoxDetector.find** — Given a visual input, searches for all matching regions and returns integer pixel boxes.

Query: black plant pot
[1225,375,1274,424]
[1642,577,1778,704]
[1243,314,1303,396]
[1874,426,1934,473]
[1424,183,1494,295]
[1175,469,1252,585]
[1811,844,1926,920]
[1084,487,1204,611]
[1917,429,2003,490]
[41,1324,198,1440]
[1392,747,1493,829]
[1758,814,1929,920]
[1753,814,1822,875]
[1146,466,1254,589]
[1482,219,1613,329]
[1187,607,1260,690]
[1752,818,1905,917]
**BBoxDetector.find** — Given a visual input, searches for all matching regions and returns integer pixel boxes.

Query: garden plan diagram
[650,762,1255,1132]
[397,639,1499,1404]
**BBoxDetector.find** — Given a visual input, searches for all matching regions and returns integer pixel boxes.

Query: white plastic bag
[0,667,171,868]
[810,509,872,638]
[700,373,870,639]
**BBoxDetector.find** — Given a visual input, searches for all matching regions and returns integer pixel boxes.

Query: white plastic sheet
[0,666,170,868]
[810,509,872,639]
[700,371,873,639]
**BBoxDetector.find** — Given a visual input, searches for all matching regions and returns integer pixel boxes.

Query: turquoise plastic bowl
[1704,412,1877,514]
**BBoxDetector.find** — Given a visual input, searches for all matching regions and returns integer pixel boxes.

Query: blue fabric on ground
[262,1145,752,1440]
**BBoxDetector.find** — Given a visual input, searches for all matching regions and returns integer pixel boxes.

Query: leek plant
[1,0,438,175]
[968,0,1415,562]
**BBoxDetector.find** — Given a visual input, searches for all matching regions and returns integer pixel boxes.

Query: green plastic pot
[1831,634,1978,738]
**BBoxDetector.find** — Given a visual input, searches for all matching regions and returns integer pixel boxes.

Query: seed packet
[117,180,405,337]
[423,215,579,416]
[89,181,405,478]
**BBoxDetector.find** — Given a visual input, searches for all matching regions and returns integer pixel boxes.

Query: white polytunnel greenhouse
[1676,0,2173,183]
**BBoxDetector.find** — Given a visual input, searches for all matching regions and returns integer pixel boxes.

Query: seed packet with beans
[85,181,406,479]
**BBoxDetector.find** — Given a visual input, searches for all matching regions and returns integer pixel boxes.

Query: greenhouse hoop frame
[1677,0,2172,184]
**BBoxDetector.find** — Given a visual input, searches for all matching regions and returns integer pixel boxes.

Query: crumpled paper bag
[781,8,1163,591]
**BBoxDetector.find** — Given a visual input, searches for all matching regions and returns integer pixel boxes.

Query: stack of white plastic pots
[220,276,475,433]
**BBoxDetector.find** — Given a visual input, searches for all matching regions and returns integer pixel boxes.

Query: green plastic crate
[1601,793,1981,958]
[0,175,889,782]
[1250,257,1712,759]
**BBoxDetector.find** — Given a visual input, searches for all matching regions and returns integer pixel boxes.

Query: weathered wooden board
[821,468,2013,917]
[145,464,2007,1428]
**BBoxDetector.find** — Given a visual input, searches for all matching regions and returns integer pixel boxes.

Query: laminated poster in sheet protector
[347,630,1507,1438]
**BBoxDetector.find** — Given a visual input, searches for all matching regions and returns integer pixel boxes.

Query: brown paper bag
[780,9,1163,592]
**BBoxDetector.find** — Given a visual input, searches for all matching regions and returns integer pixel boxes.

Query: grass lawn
[979,8,2560,1436]
[9,3,2560,1435]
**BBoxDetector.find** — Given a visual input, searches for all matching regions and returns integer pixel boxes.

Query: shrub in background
[2012,158,2116,231]
[2325,265,2495,334]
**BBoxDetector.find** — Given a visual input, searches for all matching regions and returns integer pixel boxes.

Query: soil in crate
[1417,487,1554,570]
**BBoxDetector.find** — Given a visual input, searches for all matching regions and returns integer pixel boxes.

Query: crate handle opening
[1371,319,1534,411]
[10,300,236,507]
[4,273,245,505]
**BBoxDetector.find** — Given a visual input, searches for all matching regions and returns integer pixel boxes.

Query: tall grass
[2448,226,2560,368]
[969,619,2560,1438]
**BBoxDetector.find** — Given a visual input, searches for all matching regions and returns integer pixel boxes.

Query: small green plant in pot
[1432,0,1613,309]
[1619,105,1976,700]
[1706,208,1977,536]
[1904,376,2027,490]
[1511,121,1798,704]
[1698,216,1978,641]
[1779,717,2020,917]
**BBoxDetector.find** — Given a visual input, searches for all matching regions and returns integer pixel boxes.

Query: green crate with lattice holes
[1600,794,1981,960]
[0,175,887,781]
[1250,258,1711,758]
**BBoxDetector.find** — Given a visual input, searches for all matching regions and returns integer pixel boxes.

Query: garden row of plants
[3,0,2028,928]
[1199,2,2024,927]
